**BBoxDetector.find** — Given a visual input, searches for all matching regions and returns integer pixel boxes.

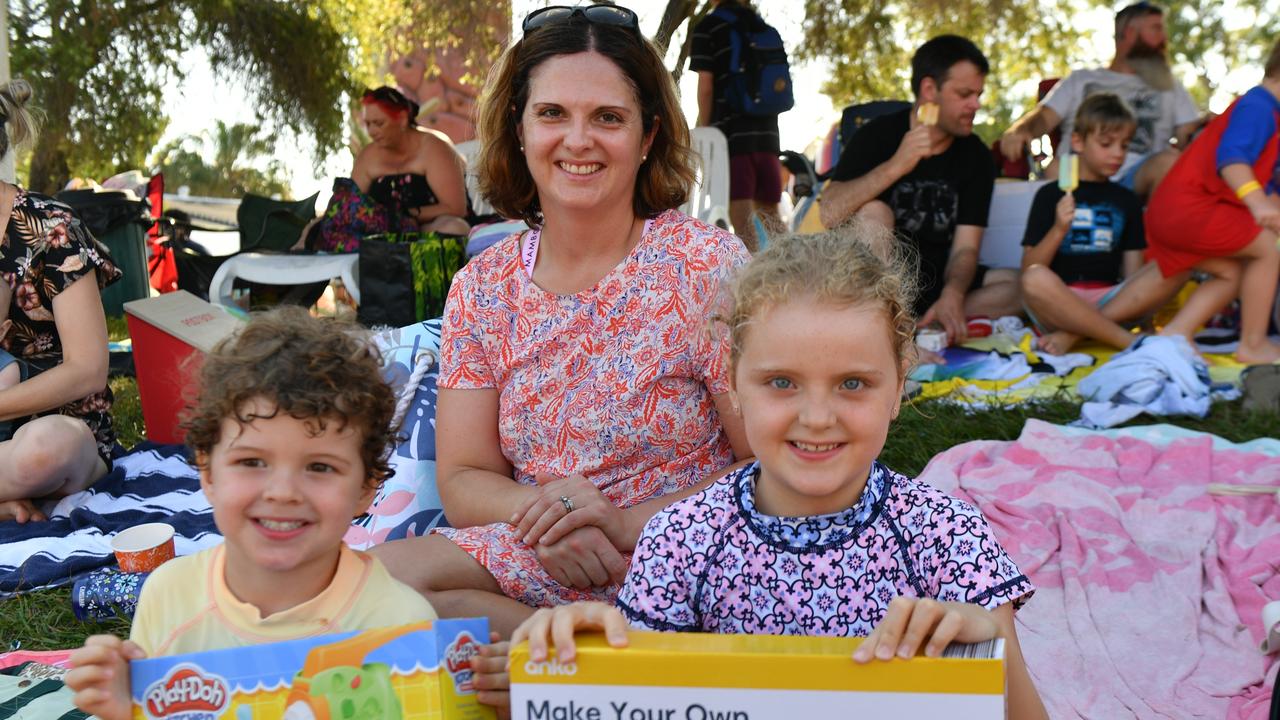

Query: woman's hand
[0,498,45,523]
[65,635,147,720]
[511,473,627,548]
[512,601,629,664]
[852,597,998,663]
[533,526,628,589]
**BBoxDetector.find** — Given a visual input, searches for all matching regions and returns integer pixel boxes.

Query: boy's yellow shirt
[129,543,437,657]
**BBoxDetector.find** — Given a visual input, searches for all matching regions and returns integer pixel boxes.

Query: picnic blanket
[915,331,1253,416]
[918,419,1280,719]
[0,444,219,597]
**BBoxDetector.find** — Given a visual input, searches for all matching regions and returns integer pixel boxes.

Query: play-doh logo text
[143,663,230,720]
[445,631,481,692]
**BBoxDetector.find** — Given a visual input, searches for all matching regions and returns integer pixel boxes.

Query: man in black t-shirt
[820,36,1019,344]
[689,0,783,252]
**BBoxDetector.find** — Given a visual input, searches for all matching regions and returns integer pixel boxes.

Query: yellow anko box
[129,618,495,720]
[510,632,1006,719]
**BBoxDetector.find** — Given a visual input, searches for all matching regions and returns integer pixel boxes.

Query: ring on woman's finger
[560,495,575,513]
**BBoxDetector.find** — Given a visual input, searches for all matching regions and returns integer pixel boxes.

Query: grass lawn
[2,317,1278,652]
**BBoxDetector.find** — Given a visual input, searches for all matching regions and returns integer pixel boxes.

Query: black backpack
[711,5,794,117]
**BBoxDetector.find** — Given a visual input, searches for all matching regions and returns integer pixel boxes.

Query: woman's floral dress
[435,209,749,606]
[0,188,122,460]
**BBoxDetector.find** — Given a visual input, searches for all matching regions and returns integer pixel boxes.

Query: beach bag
[346,319,449,549]
[356,231,465,329]
[712,5,794,117]
[311,177,417,253]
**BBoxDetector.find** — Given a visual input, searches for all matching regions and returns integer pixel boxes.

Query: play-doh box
[510,632,1006,719]
[130,618,495,720]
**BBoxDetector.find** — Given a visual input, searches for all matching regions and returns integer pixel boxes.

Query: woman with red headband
[354,86,469,235]
[309,86,469,250]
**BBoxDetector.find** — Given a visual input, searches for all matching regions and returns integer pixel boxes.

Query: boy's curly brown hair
[180,306,396,488]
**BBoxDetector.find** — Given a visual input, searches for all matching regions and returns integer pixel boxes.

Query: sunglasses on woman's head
[521,5,641,37]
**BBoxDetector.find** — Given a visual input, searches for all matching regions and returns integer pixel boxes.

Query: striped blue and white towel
[0,444,221,597]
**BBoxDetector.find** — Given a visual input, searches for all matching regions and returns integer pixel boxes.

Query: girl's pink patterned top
[617,461,1034,634]
[439,208,749,510]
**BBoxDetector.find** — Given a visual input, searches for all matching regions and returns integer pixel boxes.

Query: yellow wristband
[1236,180,1262,200]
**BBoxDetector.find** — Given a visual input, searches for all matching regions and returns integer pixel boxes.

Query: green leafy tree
[9,0,511,195]
[11,1,355,193]
[151,120,291,199]
[1160,0,1280,108]
[657,0,1278,144]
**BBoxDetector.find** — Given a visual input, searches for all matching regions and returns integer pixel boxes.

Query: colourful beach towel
[918,420,1280,719]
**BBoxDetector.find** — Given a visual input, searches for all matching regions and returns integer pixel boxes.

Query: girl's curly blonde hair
[180,306,396,488]
[723,222,921,377]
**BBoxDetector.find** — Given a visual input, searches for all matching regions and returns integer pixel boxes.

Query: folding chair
[203,192,340,309]
[682,126,731,230]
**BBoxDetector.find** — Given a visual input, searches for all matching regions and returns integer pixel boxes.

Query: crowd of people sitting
[0,1,1269,719]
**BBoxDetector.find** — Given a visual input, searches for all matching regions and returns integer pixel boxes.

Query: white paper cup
[916,328,948,353]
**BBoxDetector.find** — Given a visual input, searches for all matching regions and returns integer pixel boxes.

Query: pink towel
[918,420,1279,719]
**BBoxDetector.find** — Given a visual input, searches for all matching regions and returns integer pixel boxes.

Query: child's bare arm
[1022,193,1074,272]
[1222,163,1280,233]
[65,634,147,720]
[1122,250,1145,279]
[990,603,1049,720]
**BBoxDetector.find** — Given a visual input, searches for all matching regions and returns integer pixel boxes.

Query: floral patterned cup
[110,522,176,573]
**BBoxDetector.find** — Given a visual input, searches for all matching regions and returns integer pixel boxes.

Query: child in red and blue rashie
[1146,38,1280,364]
[469,226,1049,720]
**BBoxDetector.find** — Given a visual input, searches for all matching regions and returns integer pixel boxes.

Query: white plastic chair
[979,179,1050,270]
[454,140,495,217]
[208,252,360,308]
[683,126,732,231]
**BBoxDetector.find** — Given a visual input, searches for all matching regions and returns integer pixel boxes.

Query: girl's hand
[533,526,628,589]
[471,632,512,718]
[1054,192,1076,230]
[852,597,998,663]
[65,635,147,720]
[512,601,629,664]
[512,473,627,548]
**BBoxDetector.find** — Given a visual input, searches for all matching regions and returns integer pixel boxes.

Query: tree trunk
[26,84,76,194]
[654,0,698,53]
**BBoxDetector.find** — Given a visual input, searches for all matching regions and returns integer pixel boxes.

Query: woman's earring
[519,145,525,153]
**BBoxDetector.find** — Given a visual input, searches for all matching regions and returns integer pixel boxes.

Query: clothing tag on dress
[522,229,539,279]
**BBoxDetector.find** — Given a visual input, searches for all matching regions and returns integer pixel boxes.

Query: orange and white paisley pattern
[435,209,748,606]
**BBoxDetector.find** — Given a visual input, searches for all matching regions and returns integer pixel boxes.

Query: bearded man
[999,2,1204,199]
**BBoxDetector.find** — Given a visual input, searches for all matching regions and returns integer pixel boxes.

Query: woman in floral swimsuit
[372,6,751,636]
[0,80,122,523]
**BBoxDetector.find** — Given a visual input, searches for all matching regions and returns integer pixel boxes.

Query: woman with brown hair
[373,5,751,636]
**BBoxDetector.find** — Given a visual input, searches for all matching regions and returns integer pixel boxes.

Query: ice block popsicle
[916,102,939,126]
[1059,153,1079,193]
